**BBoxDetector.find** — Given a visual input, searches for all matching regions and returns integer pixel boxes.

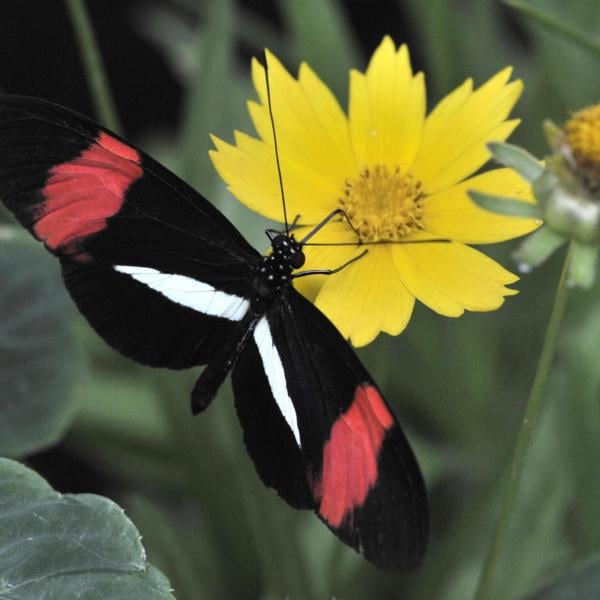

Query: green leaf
[470,191,542,219]
[0,458,174,598]
[128,495,224,600]
[178,0,234,191]
[516,0,600,111]
[402,0,459,97]
[488,142,544,183]
[0,239,79,457]
[561,299,600,551]
[439,405,573,600]
[281,0,359,100]
[67,370,184,492]
[524,555,600,599]
[504,0,600,58]
[65,0,122,133]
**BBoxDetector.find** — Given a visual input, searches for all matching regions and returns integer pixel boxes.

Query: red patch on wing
[33,131,142,255]
[314,384,394,527]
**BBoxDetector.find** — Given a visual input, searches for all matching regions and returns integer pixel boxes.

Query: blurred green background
[2,0,600,598]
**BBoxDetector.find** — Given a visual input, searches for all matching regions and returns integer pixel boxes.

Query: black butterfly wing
[0,95,428,569]
[0,95,260,368]
[231,287,429,570]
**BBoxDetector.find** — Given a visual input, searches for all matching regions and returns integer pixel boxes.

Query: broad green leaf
[0,239,78,457]
[524,555,600,599]
[0,458,174,599]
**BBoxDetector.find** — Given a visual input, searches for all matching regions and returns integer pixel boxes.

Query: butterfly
[0,92,428,570]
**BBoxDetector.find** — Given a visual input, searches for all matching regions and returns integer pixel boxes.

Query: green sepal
[470,190,542,219]
[536,163,600,243]
[568,242,598,289]
[512,226,566,272]
[488,141,544,183]
[543,119,564,152]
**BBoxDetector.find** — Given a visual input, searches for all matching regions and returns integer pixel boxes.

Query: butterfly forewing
[232,287,428,570]
[0,96,260,368]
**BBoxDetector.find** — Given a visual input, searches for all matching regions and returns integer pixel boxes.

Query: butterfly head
[271,234,305,269]
[253,234,305,299]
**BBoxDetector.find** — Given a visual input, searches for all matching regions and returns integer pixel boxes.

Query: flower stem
[474,241,574,600]
[65,0,122,133]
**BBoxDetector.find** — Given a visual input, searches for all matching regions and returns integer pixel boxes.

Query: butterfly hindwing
[231,288,429,570]
[0,96,260,368]
[230,318,314,509]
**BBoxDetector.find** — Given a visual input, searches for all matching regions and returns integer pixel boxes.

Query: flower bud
[563,104,600,187]
[475,105,600,286]
[536,158,600,243]
[537,105,600,243]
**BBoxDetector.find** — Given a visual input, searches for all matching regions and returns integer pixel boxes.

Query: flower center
[564,103,600,184]
[339,165,425,242]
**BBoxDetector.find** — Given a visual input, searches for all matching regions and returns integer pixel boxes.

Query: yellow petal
[210,132,341,223]
[290,222,360,301]
[423,168,541,243]
[248,52,356,190]
[392,242,518,317]
[411,68,523,193]
[349,37,425,171]
[315,244,415,347]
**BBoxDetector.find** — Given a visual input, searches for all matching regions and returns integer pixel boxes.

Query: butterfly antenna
[263,50,289,235]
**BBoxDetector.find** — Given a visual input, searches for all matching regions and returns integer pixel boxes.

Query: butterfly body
[253,234,305,299]
[0,95,428,570]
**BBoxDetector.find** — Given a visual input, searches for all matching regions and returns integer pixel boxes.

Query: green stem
[474,241,574,600]
[65,0,122,133]
[504,0,600,57]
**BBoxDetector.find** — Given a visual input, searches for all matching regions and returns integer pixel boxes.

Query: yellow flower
[210,37,539,346]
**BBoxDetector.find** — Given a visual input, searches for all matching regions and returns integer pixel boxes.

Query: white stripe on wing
[253,316,301,447]
[115,265,250,321]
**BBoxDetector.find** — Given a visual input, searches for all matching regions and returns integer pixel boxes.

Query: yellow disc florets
[339,165,424,242]
[564,103,600,183]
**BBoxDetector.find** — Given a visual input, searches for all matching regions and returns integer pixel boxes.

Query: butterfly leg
[298,208,361,244]
[291,248,368,279]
